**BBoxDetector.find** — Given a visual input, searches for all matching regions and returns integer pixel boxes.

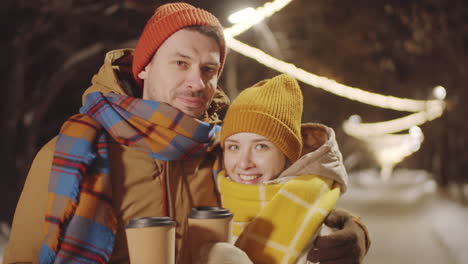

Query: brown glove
[308,209,371,264]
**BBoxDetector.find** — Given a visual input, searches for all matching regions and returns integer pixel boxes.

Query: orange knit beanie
[221,74,304,162]
[132,2,226,88]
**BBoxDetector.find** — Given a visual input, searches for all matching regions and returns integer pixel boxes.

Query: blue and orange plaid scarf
[39,92,221,263]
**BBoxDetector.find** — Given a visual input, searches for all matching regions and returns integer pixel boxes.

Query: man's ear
[138,65,149,79]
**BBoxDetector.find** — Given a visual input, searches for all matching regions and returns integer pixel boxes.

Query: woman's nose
[238,150,254,169]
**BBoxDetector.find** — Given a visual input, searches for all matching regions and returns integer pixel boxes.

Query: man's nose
[186,68,205,91]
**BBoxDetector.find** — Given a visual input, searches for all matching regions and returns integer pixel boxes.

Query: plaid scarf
[217,172,340,264]
[39,92,220,264]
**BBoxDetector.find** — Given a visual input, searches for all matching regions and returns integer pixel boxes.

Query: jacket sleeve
[3,138,56,264]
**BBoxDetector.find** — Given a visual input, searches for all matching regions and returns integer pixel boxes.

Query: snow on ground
[430,198,468,264]
[338,168,468,264]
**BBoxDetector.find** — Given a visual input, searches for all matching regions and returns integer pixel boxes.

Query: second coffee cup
[188,206,233,245]
[125,216,176,264]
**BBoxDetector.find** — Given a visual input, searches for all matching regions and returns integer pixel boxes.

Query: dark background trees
[1,0,467,224]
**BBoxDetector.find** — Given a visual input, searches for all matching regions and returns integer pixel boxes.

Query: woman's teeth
[239,175,260,181]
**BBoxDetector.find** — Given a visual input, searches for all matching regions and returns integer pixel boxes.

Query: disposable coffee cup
[125,216,176,264]
[188,206,233,246]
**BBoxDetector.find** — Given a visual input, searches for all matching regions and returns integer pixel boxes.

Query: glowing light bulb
[409,126,423,139]
[433,85,447,100]
[348,114,362,124]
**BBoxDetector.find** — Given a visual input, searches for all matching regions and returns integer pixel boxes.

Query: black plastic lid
[189,206,233,219]
[126,216,176,229]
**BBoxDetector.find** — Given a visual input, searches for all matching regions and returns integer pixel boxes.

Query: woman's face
[223,132,287,185]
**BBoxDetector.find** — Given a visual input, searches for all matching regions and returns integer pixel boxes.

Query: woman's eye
[255,144,268,150]
[227,145,239,151]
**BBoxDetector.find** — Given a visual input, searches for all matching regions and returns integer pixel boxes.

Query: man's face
[138,29,221,118]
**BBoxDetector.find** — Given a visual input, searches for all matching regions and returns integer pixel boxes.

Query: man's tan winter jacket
[4,49,230,264]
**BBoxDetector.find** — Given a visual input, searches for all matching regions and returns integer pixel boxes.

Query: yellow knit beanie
[221,74,303,162]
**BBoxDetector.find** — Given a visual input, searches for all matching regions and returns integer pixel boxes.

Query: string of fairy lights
[225,36,446,134]
[225,0,445,131]
[224,0,446,135]
[224,0,293,38]
[224,0,447,177]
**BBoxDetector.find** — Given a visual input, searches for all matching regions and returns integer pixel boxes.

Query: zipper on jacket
[165,161,174,218]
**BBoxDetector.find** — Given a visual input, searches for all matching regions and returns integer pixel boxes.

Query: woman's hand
[308,209,370,264]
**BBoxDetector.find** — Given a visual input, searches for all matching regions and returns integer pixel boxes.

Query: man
[4,3,369,264]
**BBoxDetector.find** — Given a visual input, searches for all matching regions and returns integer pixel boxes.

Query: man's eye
[176,61,188,67]
[202,65,218,74]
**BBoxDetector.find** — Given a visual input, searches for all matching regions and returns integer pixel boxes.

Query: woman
[217,74,348,264]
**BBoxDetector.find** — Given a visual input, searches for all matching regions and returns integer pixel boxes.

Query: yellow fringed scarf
[217,172,340,264]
